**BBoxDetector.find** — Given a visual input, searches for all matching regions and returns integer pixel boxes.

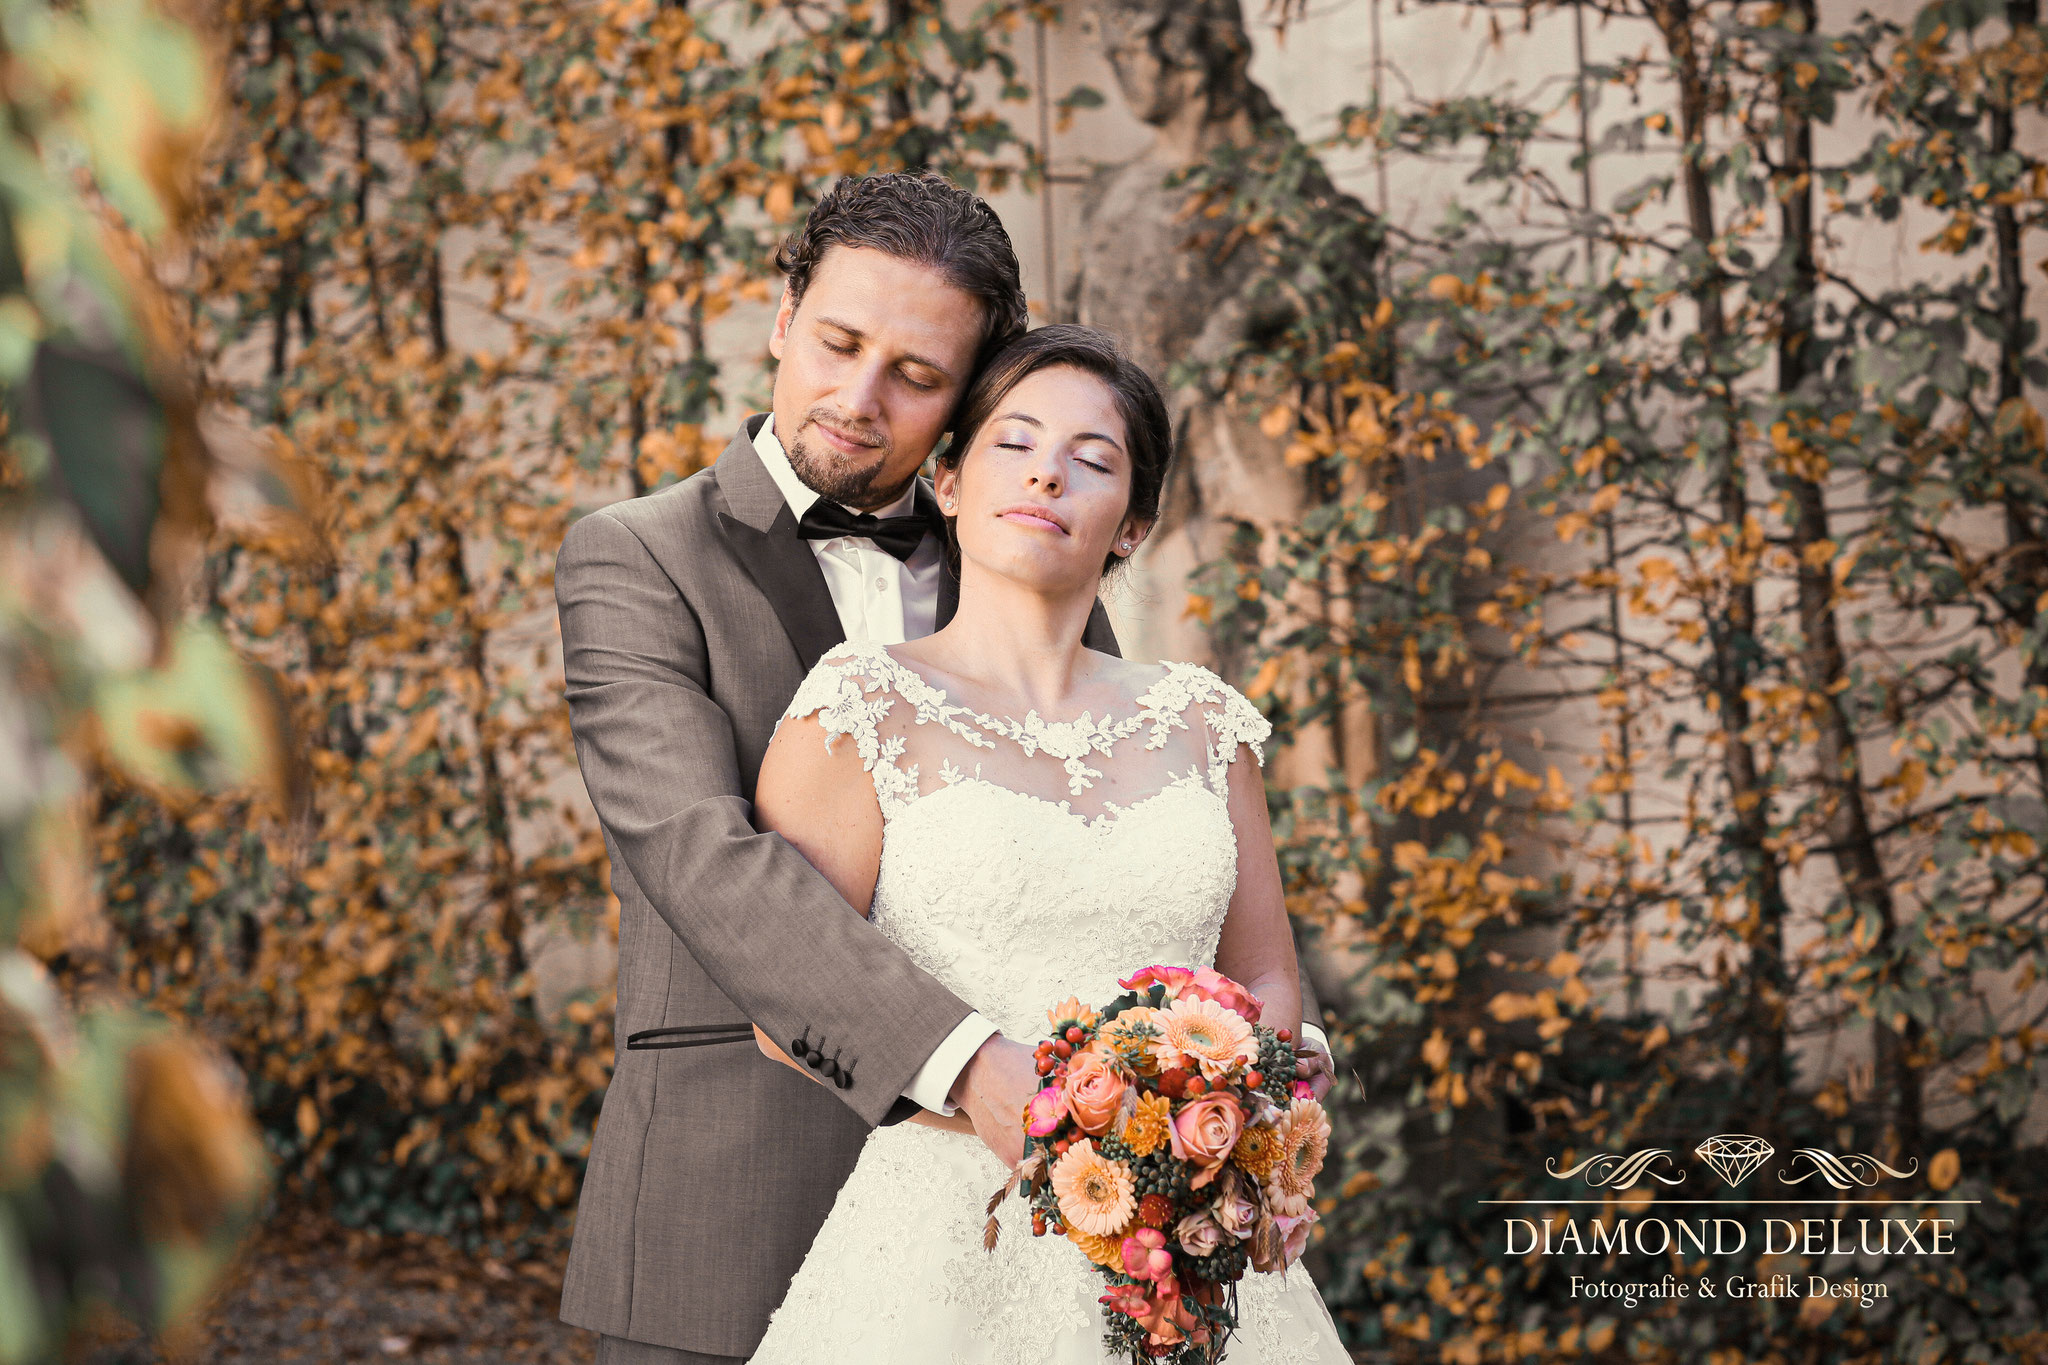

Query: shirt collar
[754,414,917,524]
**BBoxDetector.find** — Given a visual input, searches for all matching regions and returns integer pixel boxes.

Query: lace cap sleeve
[1184,665,1272,790]
[778,643,917,811]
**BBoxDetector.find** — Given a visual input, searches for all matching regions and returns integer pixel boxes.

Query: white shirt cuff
[1300,1020,1330,1052]
[904,1011,1000,1115]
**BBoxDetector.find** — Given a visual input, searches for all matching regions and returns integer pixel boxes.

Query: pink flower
[1278,1208,1319,1266]
[1024,1084,1068,1137]
[1061,1051,1129,1136]
[1120,1226,1174,1282]
[1174,1209,1225,1258]
[1187,967,1263,1023]
[1252,1209,1321,1273]
[1168,1092,1244,1179]
[1100,1284,1153,1320]
[1119,965,1196,999]
[1291,1080,1315,1101]
[1214,1182,1259,1240]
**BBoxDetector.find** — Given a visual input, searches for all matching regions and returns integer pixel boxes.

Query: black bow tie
[796,499,937,562]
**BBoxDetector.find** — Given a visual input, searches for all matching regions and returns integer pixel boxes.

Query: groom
[555,172,1328,1364]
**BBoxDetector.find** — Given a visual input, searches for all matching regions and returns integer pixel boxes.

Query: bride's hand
[951,1034,1037,1169]
[1295,1033,1336,1102]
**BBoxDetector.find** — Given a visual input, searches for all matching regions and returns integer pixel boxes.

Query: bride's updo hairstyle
[937,324,1171,576]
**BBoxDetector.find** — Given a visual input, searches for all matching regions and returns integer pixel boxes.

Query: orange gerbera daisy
[1149,996,1259,1080]
[1051,1140,1137,1237]
[1069,1223,1132,1268]
[1265,1098,1331,1217]
[1230,1123,1284,1180]
[1121,1092,1174,1158]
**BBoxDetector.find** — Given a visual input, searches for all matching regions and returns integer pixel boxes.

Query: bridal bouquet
[995,966,1331,1362]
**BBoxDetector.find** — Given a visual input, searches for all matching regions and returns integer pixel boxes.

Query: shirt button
[874,577,888,591]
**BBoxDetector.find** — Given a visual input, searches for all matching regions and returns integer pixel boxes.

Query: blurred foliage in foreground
[0,0,278,1358]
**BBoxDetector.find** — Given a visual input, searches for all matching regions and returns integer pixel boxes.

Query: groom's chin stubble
[789,435,914,511]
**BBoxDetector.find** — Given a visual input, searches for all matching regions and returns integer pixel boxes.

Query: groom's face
[768,245,985,512]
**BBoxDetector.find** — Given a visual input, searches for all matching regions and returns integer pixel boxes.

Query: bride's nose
[1024,450,1062,496]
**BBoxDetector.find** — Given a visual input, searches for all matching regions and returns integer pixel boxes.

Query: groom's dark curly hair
[774,172,1029,376]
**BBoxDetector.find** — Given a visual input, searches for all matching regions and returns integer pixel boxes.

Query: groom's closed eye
[814,319,951,392]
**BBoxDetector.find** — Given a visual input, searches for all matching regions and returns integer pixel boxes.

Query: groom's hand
[952,1033,1036,1169]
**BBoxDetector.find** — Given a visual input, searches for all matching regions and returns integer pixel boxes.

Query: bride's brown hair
[936,324,1172,576]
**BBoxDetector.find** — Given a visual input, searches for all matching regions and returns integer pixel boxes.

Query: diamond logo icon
[1695,1133,1775,1186]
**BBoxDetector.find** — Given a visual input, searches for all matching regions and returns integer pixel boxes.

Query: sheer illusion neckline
[783,639,1271,810]
[856,640,1180,739]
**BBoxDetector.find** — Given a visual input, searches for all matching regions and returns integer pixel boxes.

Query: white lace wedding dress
[748,641,1347,1364]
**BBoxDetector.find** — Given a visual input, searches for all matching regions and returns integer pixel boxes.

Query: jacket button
[835,1071,854,1090]
[819,1058,840,1081]
[805,1049,824,1067]
[789,1038,807,1056]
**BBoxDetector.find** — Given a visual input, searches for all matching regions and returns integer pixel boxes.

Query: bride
[744,324,1348,1362]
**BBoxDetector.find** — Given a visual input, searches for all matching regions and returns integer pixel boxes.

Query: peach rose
[1061,1050,1129,1137]
[1168,1092,1243,1176]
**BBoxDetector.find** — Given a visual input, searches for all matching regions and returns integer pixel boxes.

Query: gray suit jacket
[554,417,1121,1354]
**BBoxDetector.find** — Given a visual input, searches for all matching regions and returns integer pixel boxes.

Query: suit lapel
[712,418,846,673]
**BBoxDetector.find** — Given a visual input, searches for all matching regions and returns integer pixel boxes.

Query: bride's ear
[1115,515,1154,559]
[933,456,965,515]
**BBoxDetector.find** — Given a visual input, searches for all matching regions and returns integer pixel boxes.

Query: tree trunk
[1070,0,1380,793]
[1773,0,1919,1149]
[1648,0,1793,1123]
[1990,0,2048,811]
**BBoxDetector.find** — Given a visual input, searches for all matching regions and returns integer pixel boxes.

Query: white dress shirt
[753,417,1327,1113]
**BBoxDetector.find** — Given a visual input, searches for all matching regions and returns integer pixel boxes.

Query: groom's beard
[785,408,912,511]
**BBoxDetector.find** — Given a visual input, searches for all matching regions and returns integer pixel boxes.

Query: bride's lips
[996,503,1069,535]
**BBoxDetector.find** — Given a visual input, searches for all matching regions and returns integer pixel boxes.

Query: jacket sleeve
[556,508,974,1126]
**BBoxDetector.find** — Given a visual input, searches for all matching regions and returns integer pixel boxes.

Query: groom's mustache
[798,408,890,457]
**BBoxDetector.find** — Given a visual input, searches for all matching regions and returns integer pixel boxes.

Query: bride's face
[934,365,1150,596]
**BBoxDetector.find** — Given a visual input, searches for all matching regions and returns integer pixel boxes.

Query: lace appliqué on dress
[781,640,1271,802]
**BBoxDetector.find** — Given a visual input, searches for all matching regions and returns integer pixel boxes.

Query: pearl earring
[1120,541,1132,552]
